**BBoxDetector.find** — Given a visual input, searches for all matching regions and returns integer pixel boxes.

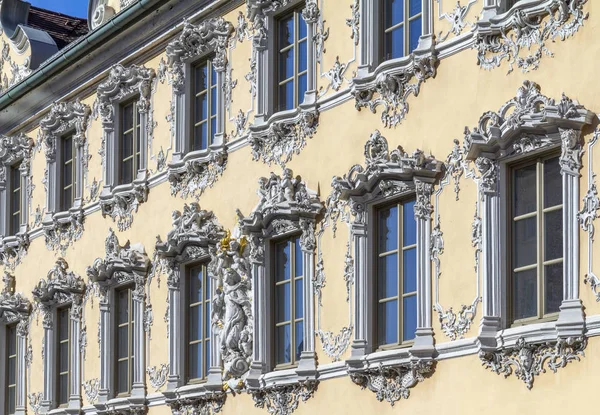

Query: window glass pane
[278,49,294,81]
[188,342,202,379]
[121,159,133,185]
[62,188,72,212]
[384,26,404,60]
[63,136,73,164]
[276,283,291,322]
[117,360,129,394]
[59,308,69,339]
[543,157,562,208]
[205,339,211,375]
[513,217,537,269]
[195,64,208,92]
[378,205,398,252]
[295,321,304,360]
[298,40,307,73]
[117,290,129,324]
[7,357,15,382]
[295,278,303,319]
[403,247,417,294]
[195,94,208,122]
[193,124,208,151]
[121,131,134,159]
[512,268,537,320]
[189,305,202,342]
[210,65,217,87]
[117,326,129,358]
[408,16,421,53]
[59,342,69,372]
[210,87,217,116]
[275,324,291,365]
[297,73,307,106]
[378,253,398,299]
[190,266,203,304]
[298,12,307,39]
[295,238,303,277]
[58,374,68,404]
[384,0,404,27]
[409,0,421,16]
[205,272,211,300]
[8,388,15,414]
[403,294,417,342]
[205,302,211,335]
[279,14,294,49]
[513,163,537,216]
[278,81,295,112]
[378,300,398,345]
[7,325,16,355]
[122,104,133,131]
[545,262,562,314]
[275,242,291,282]
[544,209,562,261]
[210,118,217,144]
[403,200,416,246]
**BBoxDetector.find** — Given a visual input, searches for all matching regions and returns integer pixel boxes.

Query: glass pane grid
[116,286,134,395]
[187,264,211,382]
[120,102,139,185]
[6,324,17,414]
[192,60,216,151]
[383,0,422,60]
[10,164,21,235]
[277,8,307,111]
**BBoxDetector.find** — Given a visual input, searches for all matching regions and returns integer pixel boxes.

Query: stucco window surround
[351,0,437,129]
[154,203,228,412]
[86,229,151,413]
[39,99,91,254]
[0,272,32,415]
[474,0,589,73]
[94,63,156,232]
[164,17,233,200]
[463,81,594,389]
[0,133,33,270]
[238,169,322,407]
[245,0,321,168]
[31,259,86,414]
[335,131,443,405]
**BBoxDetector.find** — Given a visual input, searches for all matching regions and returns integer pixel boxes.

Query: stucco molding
[249,108,319,167]
[251,380,318,415]
[474,0,588,74]
[146,364,169,392]
[166,392,226,415]
[39,99,91,254]
[168,150,228,200]
[31,258,86,413]
[100,172,150,232]
[479,336,586,389]
[0,132,34,270]
[88,0,116,30]
[0,39,32,96]
[239,169,323,392]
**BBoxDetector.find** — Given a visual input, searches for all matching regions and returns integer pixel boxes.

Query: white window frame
[39,100,91,253]
[31,259,85,414]
[86,229,150,413]
[0,273,31,415]
[95,64,155,232]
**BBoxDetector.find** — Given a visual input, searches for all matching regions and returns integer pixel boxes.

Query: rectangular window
[376,199,417,348]
[276,8,308,112]
[9,163,21,236]
[510,155,563,324]
[60,135,76,212]
[274,237,304,367]
[186,264,211,382]
[116,286,135,395]
[382,0,422,61]
[57,307,70,406]
[119,101,141,185]
[191,60,218,152]
[6,324,17,415]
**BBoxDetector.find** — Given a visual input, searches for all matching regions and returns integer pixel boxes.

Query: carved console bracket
[100,173,149,232]
[479,336,586,389]
[474,0,589,74]
[168,150,227,199]
[166,392,226,415]
[349,361,433,405]
[251,380,318,415]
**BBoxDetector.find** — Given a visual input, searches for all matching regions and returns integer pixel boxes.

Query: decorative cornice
[0,39,32,96]
[167,392,226,415]
[0,132,34,170]
[348,361,432,405]
[39,99,91,161]
[0,271,31,327]
[251,380,318,415]
[249,108,319,167]
[168,150,228,200]
[352,45,438,128]
[474,0,588,74]
[43,209,85,254]
[165,18,234,93]
[0,232,30,270]
[479,336,586,389]
[32,258,86,319]
[100,173,149,231]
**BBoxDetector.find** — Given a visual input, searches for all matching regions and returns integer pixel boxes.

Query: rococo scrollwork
[251,380,318,415]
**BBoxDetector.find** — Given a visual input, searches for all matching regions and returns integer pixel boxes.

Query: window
[382,0,422,61]
[9,163,21,236]
[273,237,304,367]
[191,60,218,152]
[502,0,521,11]
[119,101,141,186]
[116,286,135,396]
[6,324,16,415]
[60,135,76,212]
[276,8,308,112]
[510,155,562,325]
[186,264,211,382]
[57,307,71,406]
[376,199,417,348]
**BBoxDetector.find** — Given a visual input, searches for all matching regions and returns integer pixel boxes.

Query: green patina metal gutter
[0,0,168,112]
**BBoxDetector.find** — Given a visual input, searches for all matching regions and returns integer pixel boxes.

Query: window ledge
[167,145,227,200]
[94,396,146,414]
[163,383,226,415]
[99,171,149,231]
[248,104,319,167]
[48,406,82,415]
[41,207,85,254]
[351,43,438,129]
[0,231,29,270]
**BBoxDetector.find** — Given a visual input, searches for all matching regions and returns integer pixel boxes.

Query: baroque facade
[0,0,599,414]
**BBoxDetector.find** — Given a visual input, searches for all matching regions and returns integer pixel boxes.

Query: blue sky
[28,0,88,18]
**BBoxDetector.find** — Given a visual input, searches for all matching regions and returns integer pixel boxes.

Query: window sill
[48,405,82,415]
[163,380,226,414]
[99,171,149,231]
[94,396,146,414]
